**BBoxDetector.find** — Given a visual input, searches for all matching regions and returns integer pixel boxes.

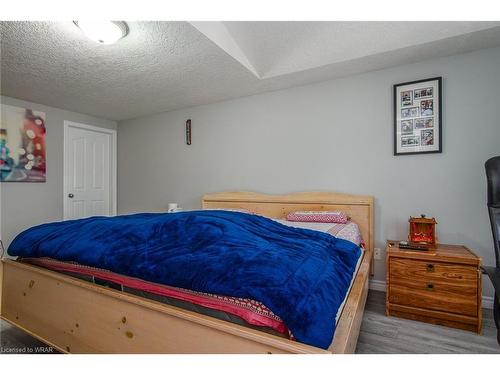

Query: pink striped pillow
[286,211,348,224]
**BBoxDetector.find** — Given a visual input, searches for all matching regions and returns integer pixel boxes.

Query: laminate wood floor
[1,290,498,354]
[356,291,500,354]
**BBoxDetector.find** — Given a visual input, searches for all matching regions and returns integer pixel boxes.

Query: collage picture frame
[393,77,442,155]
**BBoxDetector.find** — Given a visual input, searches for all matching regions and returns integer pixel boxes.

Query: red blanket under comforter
[21,257,290,336]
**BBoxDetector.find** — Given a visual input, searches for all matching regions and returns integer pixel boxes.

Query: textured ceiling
[1,21,500,121]
[220,21,500,78]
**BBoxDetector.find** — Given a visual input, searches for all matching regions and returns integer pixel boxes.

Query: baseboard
[369,279,387,292]
[482,295,494,309]
[369,279,494,309]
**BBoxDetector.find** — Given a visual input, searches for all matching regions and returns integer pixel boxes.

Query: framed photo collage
[394,77,442,155]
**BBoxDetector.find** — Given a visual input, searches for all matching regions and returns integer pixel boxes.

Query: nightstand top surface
[386,240,481,266]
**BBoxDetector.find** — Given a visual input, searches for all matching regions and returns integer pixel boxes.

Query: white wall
[0,96,117,248]
[118,47,500,297]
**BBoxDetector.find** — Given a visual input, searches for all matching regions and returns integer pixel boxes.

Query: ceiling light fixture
[74,21,128,44]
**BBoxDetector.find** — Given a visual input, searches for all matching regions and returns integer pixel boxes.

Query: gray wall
[0,96,117,248]
[119,47,500,297]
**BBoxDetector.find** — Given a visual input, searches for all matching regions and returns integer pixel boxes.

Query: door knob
[68,193,74,198]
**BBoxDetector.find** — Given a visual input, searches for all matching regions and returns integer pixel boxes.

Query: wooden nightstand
[386,240,482,333]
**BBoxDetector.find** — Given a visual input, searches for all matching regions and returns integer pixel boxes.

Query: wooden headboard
[202,191,374,253]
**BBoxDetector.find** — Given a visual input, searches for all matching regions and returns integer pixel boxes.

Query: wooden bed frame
[0,191,374,354]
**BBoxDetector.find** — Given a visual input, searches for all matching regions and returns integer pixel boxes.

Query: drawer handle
[426,264,434,272]
[427,283,434,290]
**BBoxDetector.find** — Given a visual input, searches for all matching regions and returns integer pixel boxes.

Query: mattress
[19,218,363,343]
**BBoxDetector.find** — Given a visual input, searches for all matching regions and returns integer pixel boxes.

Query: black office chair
[484,156,500,345]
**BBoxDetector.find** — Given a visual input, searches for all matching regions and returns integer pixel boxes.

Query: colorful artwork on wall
[0,104,47,182]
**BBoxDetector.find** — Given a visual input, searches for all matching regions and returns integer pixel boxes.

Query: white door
[64,122,116,220]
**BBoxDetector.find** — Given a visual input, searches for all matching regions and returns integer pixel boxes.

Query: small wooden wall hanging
[186,119,192,145]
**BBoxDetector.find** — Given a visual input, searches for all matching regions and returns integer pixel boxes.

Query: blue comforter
[8,210,361,349]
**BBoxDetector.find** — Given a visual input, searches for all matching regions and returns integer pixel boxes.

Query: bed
[0,191,374,354]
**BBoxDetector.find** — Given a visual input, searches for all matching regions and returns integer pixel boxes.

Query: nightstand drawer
[389,258,478,289]
[388,258,478,316]
[388,283,478,316]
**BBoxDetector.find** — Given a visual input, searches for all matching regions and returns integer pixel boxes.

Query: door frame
[63,121,117,220]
